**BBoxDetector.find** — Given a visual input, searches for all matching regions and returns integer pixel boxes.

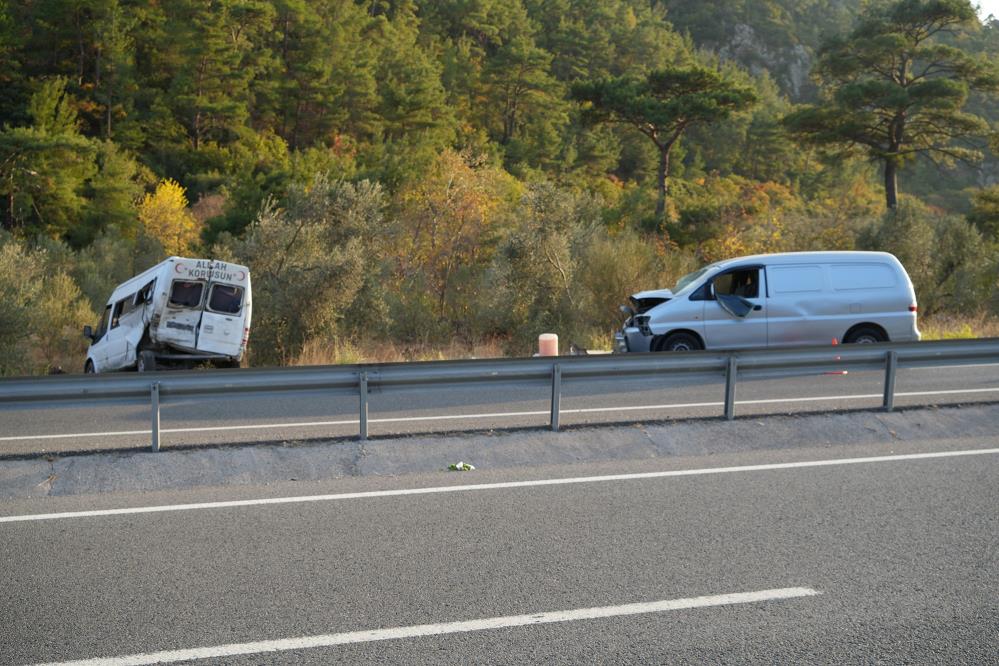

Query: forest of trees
[1,0,998,374]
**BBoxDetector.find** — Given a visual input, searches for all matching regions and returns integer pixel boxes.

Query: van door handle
[753,304,762,311]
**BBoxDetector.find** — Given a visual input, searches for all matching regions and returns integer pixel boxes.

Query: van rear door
[158,279,204,351]
[197,281,247,356]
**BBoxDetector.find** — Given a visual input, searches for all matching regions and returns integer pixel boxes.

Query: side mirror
[83,325,94,341]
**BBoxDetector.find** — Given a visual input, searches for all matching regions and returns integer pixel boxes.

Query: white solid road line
[2,386,998,443]
[2,448,996,524]
[32,587,820,666]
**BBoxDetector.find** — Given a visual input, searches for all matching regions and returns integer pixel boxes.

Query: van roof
[709,251,900,271]
[106,257,250,304]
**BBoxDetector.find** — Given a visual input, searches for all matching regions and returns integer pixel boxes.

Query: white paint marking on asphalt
[3,386,998,442]
[31,587,820,666]
[2,448,996,524]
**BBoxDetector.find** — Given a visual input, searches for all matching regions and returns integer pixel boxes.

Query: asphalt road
[1,362,998,455]
[1,438,997,664]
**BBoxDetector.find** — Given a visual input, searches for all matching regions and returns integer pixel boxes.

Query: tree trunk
[655,145,670,223]
[884,159,898,210]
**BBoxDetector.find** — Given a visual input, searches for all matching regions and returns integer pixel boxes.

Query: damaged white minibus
[83,257,251,373]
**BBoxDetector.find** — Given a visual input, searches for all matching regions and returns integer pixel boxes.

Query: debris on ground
[448,461,475,471]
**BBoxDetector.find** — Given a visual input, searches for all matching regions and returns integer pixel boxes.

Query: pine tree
[783,0,999,209]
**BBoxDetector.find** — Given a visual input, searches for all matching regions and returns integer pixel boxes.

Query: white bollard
[538,333,558,357]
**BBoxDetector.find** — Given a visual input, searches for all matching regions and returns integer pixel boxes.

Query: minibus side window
[135,279,156,306]
[169,280,204,308]
[110,299,127,328]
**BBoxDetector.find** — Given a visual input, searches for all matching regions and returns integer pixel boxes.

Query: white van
[83,257,252,372]
[615,251,919,353]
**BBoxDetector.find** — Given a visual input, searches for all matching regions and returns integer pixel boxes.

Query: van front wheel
[137,350,157,372]
[844,326,887,344]
[657,332,704,352]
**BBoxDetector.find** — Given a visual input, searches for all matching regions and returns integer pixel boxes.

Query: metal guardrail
[1,338,997,451]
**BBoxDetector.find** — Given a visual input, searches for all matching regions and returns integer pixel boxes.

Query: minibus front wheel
[137,350,157,372]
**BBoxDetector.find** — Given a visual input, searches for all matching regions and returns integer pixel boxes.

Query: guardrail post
[882,351,897,412]
[550,363,562,432]
[359,372,369,440]
[724,355,737,421]
[150,382,161,452]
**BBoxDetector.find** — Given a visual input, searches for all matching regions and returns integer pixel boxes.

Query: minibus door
[159,280,205,351]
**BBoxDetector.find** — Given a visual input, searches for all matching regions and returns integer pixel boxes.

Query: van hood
[629,289,674,314]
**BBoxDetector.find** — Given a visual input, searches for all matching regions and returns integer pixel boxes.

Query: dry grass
[291,337,509,366]
[918,313,999,340]
[289,313,999,367]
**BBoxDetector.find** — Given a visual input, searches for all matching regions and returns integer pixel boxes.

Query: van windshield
[672,267,710,296]
[169,280,204,308]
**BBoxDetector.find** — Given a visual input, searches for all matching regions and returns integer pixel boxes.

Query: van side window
[135,279,156,306]
[832,264,896,290]
[110,299,128,328]
[689,283,711,301]
[770,266,823,294]
[169,280,204,308]
[208,284,244,314]
[713,269,759,298]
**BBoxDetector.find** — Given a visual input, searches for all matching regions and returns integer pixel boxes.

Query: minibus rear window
[169,280,204,308]
[208,284,243,314]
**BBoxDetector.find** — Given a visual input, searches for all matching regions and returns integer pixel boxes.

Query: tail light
[909,305,918,312]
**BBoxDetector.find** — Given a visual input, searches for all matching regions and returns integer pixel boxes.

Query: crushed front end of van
[614,289,673,353]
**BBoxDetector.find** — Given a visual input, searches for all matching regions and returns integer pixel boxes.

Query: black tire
[84,360,95,374]
[660,332,704,352]
[137,350,157,372]
[844,326,887,344]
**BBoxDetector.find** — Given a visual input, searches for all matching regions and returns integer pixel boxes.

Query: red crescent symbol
[236,270,246,281]
[175,263,184,273]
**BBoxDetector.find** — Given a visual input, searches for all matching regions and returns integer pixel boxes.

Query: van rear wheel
[844,326,887,344]
[84,360,95,374]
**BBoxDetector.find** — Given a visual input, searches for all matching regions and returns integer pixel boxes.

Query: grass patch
[919,313,999,340]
